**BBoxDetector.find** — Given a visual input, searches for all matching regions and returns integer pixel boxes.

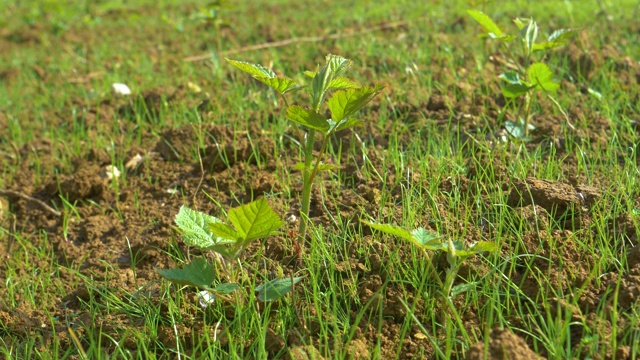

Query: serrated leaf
[256,277,303,302]
[411,227,444,250]
[327,117,364,133]
[329,77,361,90]
[325,54,353,76]
[469,241,499,253]
[505,120,526,138]
[467,10,504,39]
[310,62,334,108]
[451,283,477,297]
[522,19,538,55]
[211,282,240,294]
[209,222,241,242]
[253,76,305,94]
[285,105,330,132]
[227,197,283,241]
[450,241,498,261]
[304,70,317,78]
[226,58,276,78]
[499,71,524,85]
[174,206,235,249]
[328,85,383,122]
[527,62,559,92]
[156,257,217,288]
[500,71,533,97]
[501,83,532,98]
[533,28,578,51]
[362,221,415,242]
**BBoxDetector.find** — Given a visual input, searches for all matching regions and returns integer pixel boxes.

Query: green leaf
[285,105,330,132]
[227,197,284,241]
[303,70,317,78]
[467,10,504,39]
[310,62,334,109]
[327,118,364,133]
[449,241,498,261]
[174,206,235,249]
[211,282,240,294]
[527,62,559,92]
[156,257,217,288]
[328,85,383,122]
[325,54,353,76]
[504,120,534,139]
[469,241,499,253]
[362,221,415,242]
[533,28,577,51]
[225,58,276,78]
[329,77,361,90]
[513,17,528,30]
[451,283,477,297]
[501,83,531,98]
[521,19,538,55]
[499,71,524,85]
[587,87,603,100]
[254,76,305,94]
[256,277,303,302]
[499,72,532,98]
[411,227,444,250]
[209,222,241,242]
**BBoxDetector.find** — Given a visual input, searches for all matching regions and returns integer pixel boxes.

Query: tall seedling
[226,55,383,251]
[467,10,577,138]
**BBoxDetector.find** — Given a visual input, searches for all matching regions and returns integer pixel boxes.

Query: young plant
[156,198,302,304]
[362,221,498,298]
[191,0,230,54]
[226,54,383,250]
[467,10,578,139]
[362,220,498,343]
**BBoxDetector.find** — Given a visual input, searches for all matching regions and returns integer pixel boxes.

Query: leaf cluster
[157,198,301,303]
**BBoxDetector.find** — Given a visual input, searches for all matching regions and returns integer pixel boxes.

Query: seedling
[362,220,498,344]
[362,221,498,298]
[191,0,231,54]
[467,10,577,138]
[156,198,303,304]
[226,54,383,250]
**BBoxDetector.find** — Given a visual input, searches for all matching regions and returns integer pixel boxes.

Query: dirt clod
[466,328,545,360]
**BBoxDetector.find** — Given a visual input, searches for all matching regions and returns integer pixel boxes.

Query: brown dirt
[1,3,639,360]
[466,328,544,360]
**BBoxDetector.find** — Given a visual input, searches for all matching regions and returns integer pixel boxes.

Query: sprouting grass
[1,0,640,358]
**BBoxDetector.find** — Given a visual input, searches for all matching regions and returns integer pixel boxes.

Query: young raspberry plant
[157,198,302,305]
[468,10,578,139]
[226,54,383,251]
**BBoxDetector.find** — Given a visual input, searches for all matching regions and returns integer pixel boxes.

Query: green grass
[1,0,640,358]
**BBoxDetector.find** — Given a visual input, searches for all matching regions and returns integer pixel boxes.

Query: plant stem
[298,129,316,244]
[523,92,533,137]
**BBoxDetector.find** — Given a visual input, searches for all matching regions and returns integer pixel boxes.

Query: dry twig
[184,17,422,62]
[0,189,61,217]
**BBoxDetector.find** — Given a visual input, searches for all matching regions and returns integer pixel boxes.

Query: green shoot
[467,10,578,138]
[226,54,383,251]
[156,198,301,304]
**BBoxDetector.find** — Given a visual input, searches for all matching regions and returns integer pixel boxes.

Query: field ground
[1,0,640,359]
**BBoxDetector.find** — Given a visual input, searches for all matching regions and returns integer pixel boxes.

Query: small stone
[112,83,131,96]
[100,165,121,180]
